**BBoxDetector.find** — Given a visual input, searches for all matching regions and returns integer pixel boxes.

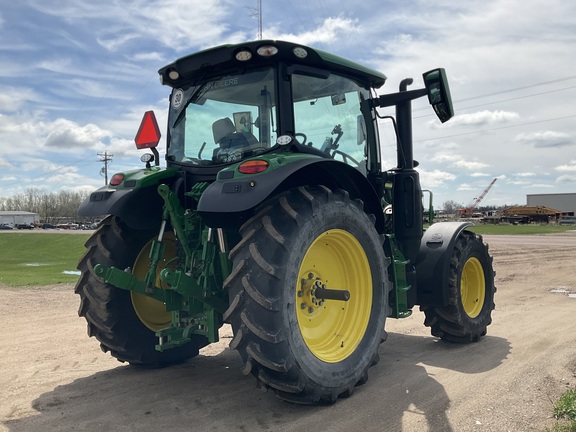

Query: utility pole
[98,151,113,185]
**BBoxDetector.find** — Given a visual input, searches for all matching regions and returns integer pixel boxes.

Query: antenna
[258,0,262,40]
[247,0,263,40]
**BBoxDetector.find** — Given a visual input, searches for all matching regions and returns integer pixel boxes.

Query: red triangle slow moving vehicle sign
[134,111,161,149]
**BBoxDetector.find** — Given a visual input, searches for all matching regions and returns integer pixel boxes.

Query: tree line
[0,188,92,224]
[1,189,518,224]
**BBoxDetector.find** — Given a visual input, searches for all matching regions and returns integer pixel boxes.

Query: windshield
[167,67,276,165]
[166,66,370,172]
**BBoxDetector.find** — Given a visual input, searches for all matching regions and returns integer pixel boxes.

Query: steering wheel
[332,149,361,166]
[294,133,307,145]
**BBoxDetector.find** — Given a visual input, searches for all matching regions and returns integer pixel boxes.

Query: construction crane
[458,178,497,217]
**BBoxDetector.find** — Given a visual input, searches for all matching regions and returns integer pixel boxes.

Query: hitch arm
[94,264,168,303]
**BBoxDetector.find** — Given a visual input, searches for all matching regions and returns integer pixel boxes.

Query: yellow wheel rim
[460,257,485,318]
[296,229,372,363]
[130,233,176,331]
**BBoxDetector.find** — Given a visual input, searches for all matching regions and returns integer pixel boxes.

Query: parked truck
[76,40,495,404]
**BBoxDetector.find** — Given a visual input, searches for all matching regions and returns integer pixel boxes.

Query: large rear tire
[422,230,495,343]
[75,215,208,365]
[223,186,390,404]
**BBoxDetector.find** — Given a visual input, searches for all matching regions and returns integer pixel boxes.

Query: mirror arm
[371,88,428,109]
[152,147,160,166]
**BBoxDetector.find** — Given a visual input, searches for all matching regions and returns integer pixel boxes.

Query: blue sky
[1,0,575,208]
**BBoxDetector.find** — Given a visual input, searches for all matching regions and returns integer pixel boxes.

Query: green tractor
[76,40,495,404]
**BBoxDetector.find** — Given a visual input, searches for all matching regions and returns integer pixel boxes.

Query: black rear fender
[78,185,165,231]
[197,158,384,231]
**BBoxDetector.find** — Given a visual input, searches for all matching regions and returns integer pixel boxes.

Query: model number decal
[172,89,184,110]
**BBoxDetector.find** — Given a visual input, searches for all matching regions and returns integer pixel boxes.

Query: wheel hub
[299,275,350,315]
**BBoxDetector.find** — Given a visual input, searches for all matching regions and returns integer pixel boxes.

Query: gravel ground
[1,233,575,431]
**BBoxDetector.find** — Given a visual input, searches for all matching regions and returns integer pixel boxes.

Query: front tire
[422,230,495,343]
[223,186,390,404]
[75,215,208,365]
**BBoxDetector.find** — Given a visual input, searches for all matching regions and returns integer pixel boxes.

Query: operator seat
[212,118,255,149]
[212,117,256,162]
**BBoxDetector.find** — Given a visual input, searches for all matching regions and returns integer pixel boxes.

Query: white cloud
[130,52,165,62]
[418,168,456,188]
[0,86,38,112]
[44,120,111,149]
[20,159,79,174]
[525,183,555,188]
[269,17,360,45]
[97,1,232,51]
[457,183,476,191]
[514,131,572,148]
[453,160,489,170]
[556,174,576,183]
[447,110,520,127]
[96,32,140,52]
[430,153,459,163]
[430,153,489,171]
[555,161,576,172]
[422,140,459,150]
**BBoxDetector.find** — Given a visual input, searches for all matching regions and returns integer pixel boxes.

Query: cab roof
[158,40,387,90]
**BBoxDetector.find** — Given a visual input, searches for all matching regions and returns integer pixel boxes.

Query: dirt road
[1,234,575,431]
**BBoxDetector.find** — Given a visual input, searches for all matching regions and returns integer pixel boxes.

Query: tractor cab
[158,41,388,178]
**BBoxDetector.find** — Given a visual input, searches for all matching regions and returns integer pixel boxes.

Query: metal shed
[0,211,40,226]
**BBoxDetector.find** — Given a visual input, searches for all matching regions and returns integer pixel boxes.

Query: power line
[414,84,576,119]
[413,114,576,143]
[455,74,576,104]
[413,76,576,114]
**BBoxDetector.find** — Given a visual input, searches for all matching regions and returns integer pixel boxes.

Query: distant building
[527,193,576,215]
[0,211,40,226]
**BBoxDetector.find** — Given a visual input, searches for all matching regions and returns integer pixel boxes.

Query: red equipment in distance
[458,178,497,217]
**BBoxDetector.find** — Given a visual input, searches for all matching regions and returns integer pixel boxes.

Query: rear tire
[422,230,495,343]
[223,186,390,404]
[75,215,208,365]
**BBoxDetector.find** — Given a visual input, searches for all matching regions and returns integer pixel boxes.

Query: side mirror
[423,68,454,123]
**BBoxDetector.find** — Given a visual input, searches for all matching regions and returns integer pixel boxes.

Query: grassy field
[466,223,576,236]
[0,223,574,288]
[0,232,90,287]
